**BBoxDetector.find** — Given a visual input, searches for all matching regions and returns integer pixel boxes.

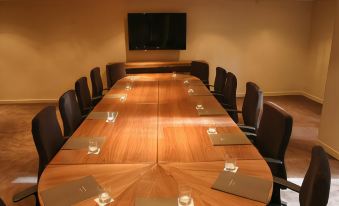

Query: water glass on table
[125,83,132,90]
[195,104,204,110]
[97,186,113,205]
[178,185,192,206]
[224,157,237,172]
[106,112,114,122]
[88,139,98,154]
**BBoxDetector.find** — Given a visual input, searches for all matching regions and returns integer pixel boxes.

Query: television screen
[128,13,187,50]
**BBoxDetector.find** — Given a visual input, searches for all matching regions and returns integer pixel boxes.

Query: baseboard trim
[237,91,323,104]
[0,99,57,104]
[300,91,324,104]
[318,139,339,160]
[0,91,324,104]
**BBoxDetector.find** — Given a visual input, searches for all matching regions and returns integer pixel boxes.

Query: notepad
[63,136,106,150]
[87,112,118,122]
[135,198,178,206]
[208,133,251,146]
[41,176,102,206]
[212,171,272,204]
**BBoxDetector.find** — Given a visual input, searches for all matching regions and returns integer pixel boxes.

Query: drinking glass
[98,186,112,204]
[195,104,204,110]
[107,112,114,122]
[178,185,192,206]
[207,122,217,134]
[207,127,217,134]
[120,95,127,102]
[224,157,237,172]
[125,83,132,90]
[172,71,177,77]
[88,139,98,154]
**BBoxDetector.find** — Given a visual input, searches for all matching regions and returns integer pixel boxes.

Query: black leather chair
[214,72,238,122]
[207,67,227,94]
[254,102,293,204]
[59,90,84,137]
[270,146,331,206]
[106,62,126,88]
[13,106,65,206]
[236,82,263,137]
[191,61,209,86]
[90,67,108,100]
[75,77,100,115]
[0,198,6,206]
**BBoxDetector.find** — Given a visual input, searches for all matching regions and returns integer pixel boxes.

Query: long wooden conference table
[38,73,272,206]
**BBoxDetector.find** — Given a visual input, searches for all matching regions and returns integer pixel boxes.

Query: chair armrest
[13,185,38,202]
[92,96,102,101]
[221,103,233,109]
[238,125,256,133]
[226,109,242,113]
[82,107,92,114]
[213,93,224,97]
[81,115,87,122]
[243,132,256,143]
[264,157,283,165]
[273,176,301,193]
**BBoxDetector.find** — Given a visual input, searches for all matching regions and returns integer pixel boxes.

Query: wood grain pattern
[39,73,272,205]
[39,160,271,206]
[51,103,158,164]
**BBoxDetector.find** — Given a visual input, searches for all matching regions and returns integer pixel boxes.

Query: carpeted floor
[0,95,338,205]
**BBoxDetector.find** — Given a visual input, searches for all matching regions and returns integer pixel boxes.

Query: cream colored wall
[0,0,126,102]
[319,0,339,159]
[0,0,313,102]
[304,0,335,103]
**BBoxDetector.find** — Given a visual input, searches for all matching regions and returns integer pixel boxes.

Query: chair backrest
[75,77,92,115]
[299,146,331,206]
[191,61,209,84]
[214,67,227,93]
[106,62,126,88]
[242,82,263,129]
[32,106,64,179]
[255,102,293,178]
[90,67,104,98]
[59,90,82,137]
[222,72,238,122]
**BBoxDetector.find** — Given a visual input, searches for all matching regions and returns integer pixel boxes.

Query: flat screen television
[128,13,186,50]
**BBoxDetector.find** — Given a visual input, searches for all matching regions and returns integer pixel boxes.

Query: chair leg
[270,184,282,205]
[34,192,40,206]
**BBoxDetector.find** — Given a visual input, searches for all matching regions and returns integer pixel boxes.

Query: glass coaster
[94,197,114,206]
[224,166,239,173]
[88,148,101,155]
[178,198,194,206]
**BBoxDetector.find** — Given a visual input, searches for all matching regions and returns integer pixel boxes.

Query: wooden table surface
[38,73,272,205]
